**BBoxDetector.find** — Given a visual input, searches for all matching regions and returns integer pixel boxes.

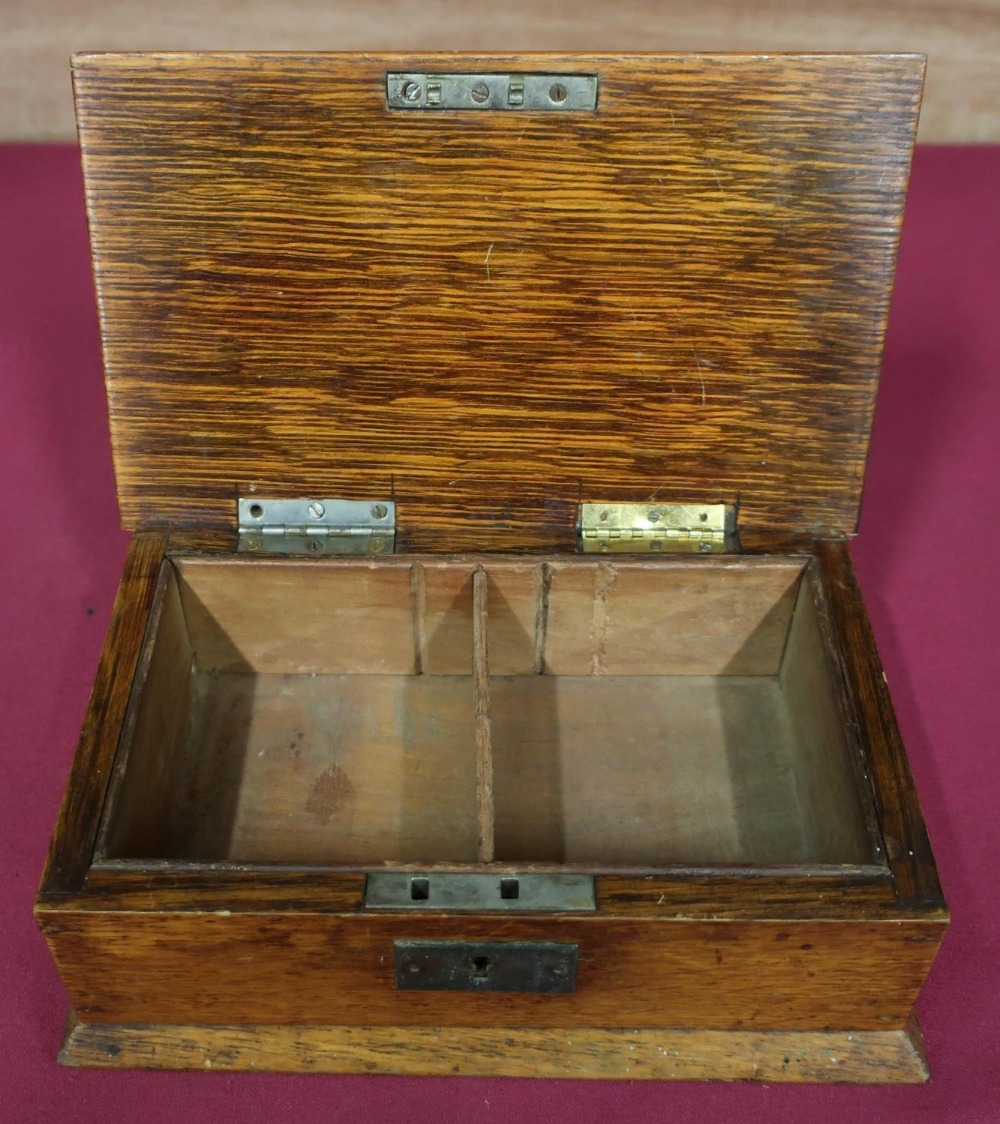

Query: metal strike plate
[365,872,596,912]
[395,940,578,993]
[237,497,395,555]
[578,502,733,554]
[387,72,598,112]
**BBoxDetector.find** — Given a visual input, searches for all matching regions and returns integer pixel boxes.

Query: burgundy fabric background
[1,144,997,1122]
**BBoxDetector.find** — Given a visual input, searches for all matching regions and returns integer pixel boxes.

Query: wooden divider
[473,567,495,862]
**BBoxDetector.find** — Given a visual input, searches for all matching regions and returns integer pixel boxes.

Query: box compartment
[99,555,878,870]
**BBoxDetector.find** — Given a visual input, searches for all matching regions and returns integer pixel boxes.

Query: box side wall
[37,535,168,895]
[817,541,945,906]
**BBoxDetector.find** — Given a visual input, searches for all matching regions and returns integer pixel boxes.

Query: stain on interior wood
[305,766,355,825]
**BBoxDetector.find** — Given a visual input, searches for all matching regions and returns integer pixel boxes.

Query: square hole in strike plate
[500,877,520,900]
[470,955,493,980]
[410,877,430,901]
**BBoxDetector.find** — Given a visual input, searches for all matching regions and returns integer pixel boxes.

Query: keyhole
[470,955,493,981]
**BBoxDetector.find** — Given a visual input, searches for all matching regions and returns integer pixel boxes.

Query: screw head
[471,82,490,103]
[307,539,323,553]
[698,541,713,553]
[549,82,568,103]
[307,501,325,519]
[401,81,422,103]
[647,509,661,523]
[371,503,388,520]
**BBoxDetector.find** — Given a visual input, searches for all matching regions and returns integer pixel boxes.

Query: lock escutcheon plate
[394,940,578,993]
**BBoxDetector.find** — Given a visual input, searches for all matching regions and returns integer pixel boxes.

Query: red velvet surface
[1,144,998,1121]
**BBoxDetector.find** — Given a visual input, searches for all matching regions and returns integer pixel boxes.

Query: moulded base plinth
[60,1013,929,1083]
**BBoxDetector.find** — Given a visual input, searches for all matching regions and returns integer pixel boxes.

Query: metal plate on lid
[387,72,598,111]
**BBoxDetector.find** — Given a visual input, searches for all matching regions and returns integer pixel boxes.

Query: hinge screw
[308,501,326,519]
[401,81,422,103]
[471,82,490,103]
[307,539,323,552]
[371,503,388,520]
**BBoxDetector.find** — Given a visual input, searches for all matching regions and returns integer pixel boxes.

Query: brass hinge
[237,498,396,555]
[577,502,732,554]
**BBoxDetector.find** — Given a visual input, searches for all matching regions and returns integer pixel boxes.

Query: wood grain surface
[58,1016,931,1081]
[36,909,944,1030]
[73,53,922,549]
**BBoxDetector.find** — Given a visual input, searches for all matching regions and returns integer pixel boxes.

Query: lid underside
[73,52,923,549]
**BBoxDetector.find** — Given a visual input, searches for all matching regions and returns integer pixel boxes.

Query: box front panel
[40,910,943,1031]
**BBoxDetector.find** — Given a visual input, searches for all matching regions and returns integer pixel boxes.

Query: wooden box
[36,52,947,1082]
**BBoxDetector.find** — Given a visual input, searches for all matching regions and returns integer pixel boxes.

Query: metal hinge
[237,498,396,555]
[578,502,733,554]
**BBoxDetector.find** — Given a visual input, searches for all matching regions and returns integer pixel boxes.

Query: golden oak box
[36,52,947,1081]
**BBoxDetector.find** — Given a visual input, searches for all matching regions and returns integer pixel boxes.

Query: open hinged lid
[73,52,923,551]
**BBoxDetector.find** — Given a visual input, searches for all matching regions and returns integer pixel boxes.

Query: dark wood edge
[86,856,891,877]
[816,539,945,908]
[36,534,167,896]
[160,527,829,556]
[165,547,813,569]
[37,866,947,923]
[72,51,928,64]
[91,560,173,859]
[801,559,887,863]
[57,1013,931,1082]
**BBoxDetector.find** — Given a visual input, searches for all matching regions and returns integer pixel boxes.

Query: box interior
[99,556,878,868]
